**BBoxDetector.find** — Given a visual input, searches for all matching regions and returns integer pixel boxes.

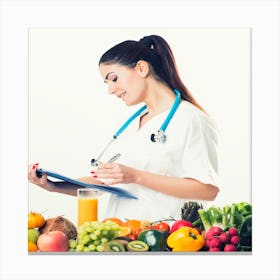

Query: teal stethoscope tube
[114,89,181,138]
[91,89,181,165]
[113,105,147,138]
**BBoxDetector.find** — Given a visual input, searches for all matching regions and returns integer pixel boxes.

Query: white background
[0,1,279,280]
[28,27,250,223]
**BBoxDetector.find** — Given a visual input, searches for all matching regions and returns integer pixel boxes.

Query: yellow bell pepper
[167,226,205,252]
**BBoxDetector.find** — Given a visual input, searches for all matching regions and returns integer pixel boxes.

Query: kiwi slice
[104,240,126,252]
[127,240,149,252]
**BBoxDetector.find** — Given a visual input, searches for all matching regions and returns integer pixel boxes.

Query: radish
[206,226,222,239]
[230,235,240,245]
[205,238,211,249]
[209,237,222,249]
[224,244,237,252]
[228,227,238,236]
[219,232,231,244]
[209,247,221,252]
[209,226,223,235]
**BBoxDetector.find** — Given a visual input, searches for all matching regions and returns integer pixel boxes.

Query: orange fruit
[28,212,45,229]
[117,226,131,237]
[101,217,124,226]
[122,220,142,234]
[28,241,38,252]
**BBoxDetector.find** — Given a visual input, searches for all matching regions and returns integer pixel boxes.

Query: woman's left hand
[92,162,138,185]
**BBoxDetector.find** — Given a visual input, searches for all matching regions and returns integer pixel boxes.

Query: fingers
[28,163,39,180]
[93,163,120,174]
[90,163,126,184]
[28,163,47,184]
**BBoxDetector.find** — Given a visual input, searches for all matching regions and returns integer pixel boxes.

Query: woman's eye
[112,76,118,82]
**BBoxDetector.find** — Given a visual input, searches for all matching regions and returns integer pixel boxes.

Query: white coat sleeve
[180,113,220,187]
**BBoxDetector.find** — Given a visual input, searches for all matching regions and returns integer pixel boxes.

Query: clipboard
[35,169,137,200]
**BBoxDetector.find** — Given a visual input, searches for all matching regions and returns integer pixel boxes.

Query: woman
[29,35,220,221]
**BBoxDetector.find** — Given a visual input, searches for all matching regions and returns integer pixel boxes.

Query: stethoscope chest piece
[151,129,166,143]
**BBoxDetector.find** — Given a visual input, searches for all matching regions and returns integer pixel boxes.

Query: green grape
[84,225,94,233]
[101,230,108,236]
[94,229,101,236]
[110,230,119,239]
[99,224,105,231]
[96,245,104,252]
[93,240,100,246]
[90,233,97,240]
[69,248,76,252]
[91,221,99,227]
[77,229,87,238]
[104,225,111,231]
[111,224,120,231]
[101,237,108,244]
[83,246,90,252]
[88,244,96,251]
[78,227,87,234]
[76,244,84,252]
[78,239,85,245]
[82,235,91,245]
[69,239,77,249]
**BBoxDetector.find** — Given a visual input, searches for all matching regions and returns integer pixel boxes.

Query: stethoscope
[91,89,181,166]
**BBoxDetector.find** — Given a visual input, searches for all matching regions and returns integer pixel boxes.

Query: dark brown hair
[99,35,203,111]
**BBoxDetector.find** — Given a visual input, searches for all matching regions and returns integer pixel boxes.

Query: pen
[107,153,121,163]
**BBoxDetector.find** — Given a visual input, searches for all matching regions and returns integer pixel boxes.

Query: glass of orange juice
[77,188,99,227]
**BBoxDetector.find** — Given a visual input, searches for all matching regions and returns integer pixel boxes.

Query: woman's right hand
[28,163,55,192]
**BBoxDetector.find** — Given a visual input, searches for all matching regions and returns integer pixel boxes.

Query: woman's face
[99,63,147,106]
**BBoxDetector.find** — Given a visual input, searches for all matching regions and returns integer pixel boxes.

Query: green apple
[28,228,40,244]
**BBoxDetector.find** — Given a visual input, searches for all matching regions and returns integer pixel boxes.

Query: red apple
[170,220,193,233]
[37,231,69,252]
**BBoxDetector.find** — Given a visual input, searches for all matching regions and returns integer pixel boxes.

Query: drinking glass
[77,188,99,227]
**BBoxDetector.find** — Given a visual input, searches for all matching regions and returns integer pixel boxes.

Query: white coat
[99,101,219,221]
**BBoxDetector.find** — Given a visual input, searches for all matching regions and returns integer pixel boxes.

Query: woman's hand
[28,164,105,196]
[28,163,55,191]
[76,176,105,185]
[92,162,138,185]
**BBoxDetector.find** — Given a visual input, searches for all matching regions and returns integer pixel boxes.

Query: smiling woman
[28,28,251,225]
[29,33,221,221]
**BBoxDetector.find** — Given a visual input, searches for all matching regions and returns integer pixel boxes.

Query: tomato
[153,222,170,232]
[28,212,45,229]
[133,228,143,240]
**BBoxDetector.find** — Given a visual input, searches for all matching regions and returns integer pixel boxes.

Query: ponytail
[99,35,204,111]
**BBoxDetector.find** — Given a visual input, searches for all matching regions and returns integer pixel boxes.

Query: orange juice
[77,197,98,227]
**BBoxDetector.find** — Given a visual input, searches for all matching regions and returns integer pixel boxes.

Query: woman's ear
[135,60,150,78]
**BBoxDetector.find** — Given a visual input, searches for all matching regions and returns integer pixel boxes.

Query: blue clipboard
[36,169,137,200]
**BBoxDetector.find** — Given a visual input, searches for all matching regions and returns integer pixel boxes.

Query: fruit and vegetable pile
[28,201,252,253]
